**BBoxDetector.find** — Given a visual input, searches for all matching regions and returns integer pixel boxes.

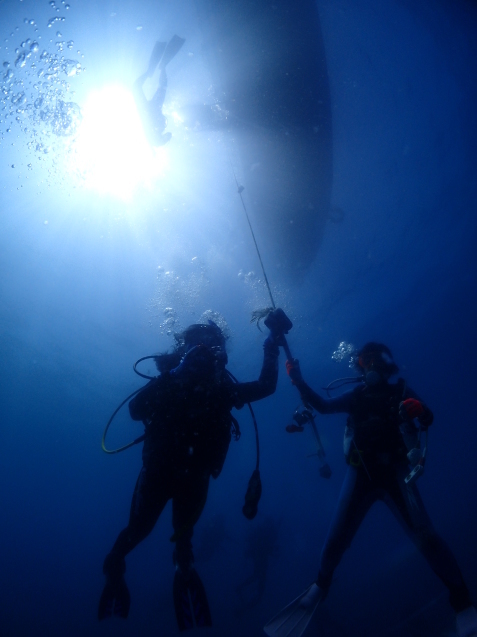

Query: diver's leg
[172,471,210,575]
[146,41,167,77]
[385,465,472,613]
[151,68,167,113]
[103,466,170,573]
[316,465,376,592]
[158,34,185,70]
[172,471,212,629]
[99,466,170,619]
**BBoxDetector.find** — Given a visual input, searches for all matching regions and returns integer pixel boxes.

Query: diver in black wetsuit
[133,34,185,147]
[98,309,291,630]
[269,342,477,637]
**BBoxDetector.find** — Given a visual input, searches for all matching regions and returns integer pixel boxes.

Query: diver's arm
[231,338,280,406]
[293,379,354,415]
[286,358,354,414]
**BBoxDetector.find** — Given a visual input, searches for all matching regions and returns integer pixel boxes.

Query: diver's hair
[175,321,227,350]
[154,321,226,373]
[355,342,399,376]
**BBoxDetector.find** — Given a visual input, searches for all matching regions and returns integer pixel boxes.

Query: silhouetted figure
[134,35,185,146]
[195,514,235,564]
[236,516,280,609]
[98,310,291,630]
[265,342,477,637]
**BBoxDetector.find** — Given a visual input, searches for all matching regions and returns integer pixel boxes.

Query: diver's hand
[399,398,425,421]
[286,358,304,385]
[264,308,292,346]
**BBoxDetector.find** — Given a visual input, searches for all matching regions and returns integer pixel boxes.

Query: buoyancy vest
[343,378,410,465]
[140,371,235,478]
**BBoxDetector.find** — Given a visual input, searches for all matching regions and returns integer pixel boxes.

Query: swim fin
[264,583,324,637]
[173,568,212,631]
[457,605,477,637]
[98,575,131,620]
[158,35,186,70]
[146,41,167,77]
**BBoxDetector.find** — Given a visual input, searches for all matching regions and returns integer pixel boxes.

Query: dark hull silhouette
[194,0,333,283]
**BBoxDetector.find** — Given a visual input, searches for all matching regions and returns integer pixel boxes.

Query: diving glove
[264,308,292,345]
[286,358,303,385]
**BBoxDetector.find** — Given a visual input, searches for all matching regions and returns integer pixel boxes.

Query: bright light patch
[73,85,166,198]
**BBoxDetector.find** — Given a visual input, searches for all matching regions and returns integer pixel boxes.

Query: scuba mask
[357,351,394,386]
[176,321,228,377]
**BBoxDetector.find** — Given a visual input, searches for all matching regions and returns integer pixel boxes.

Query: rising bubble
[14,53,26,68]
[331,342,356,364]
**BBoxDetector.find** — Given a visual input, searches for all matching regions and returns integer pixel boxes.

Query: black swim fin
[98,576,131,620]
[173,568,212,631]
[158,35,185,70]
[146,41,167,77]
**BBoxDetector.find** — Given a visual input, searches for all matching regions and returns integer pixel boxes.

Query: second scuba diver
[265,342,477,637]
[133,34,185,147]
[98,308,291,631]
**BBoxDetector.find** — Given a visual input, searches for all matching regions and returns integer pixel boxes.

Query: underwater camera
[286,407,332,479]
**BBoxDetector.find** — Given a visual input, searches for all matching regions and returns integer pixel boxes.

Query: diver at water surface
[265,342,477,637]
[98,309,291,631]
[133,34,185,147]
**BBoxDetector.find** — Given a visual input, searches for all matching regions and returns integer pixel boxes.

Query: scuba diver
[98,309,291,631]
[133,34,185,147]
[265,342,477,637]
[236,516,280,611]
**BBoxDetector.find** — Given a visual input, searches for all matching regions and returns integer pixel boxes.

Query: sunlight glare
[73,85,166,198]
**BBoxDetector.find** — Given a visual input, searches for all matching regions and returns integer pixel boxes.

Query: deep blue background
[1,0,476,636]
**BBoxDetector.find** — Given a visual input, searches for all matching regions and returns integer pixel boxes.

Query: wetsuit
[104,338,279,578]
[294,377,472,613]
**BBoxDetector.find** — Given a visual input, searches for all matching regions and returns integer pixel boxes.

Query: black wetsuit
[295,377,471,612]
[104,339,279,577]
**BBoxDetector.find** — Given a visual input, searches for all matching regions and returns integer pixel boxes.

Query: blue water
[1,0,476,636]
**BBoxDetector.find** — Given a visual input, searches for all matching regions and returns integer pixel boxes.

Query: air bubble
[331,342,355,364]
[15,53,26,68]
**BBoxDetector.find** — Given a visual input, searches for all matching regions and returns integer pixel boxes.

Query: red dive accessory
[399,398,424,420]
[286,359,302,385]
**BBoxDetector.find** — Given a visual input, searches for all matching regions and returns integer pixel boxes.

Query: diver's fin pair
[98,576,131,620]
[147,35,185,77]
[146,41,167,77]
[159,35,185,69]
[264,583,324,637]
[173,568,212,631]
